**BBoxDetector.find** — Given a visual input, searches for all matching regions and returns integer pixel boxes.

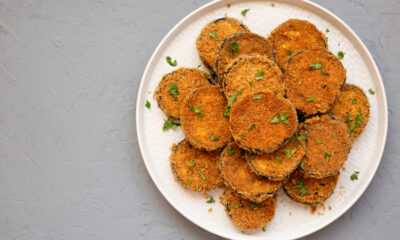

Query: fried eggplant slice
[283,170,339,206]
[220,142,283,203]
[268,19,327,69]
[329,84,370,141]
[229,91,298,154]
[170,140,223,192]
[154,68,212,119]
[180,85,232,150]
[196,17,250,71]
[224,189,276,229]
[214,32,275,84]
[223,55,284,100]
[300,115,351,178]
[247,135,305,181]
[283,47,346,116]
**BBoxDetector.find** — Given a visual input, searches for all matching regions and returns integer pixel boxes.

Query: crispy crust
[219,142,283,203]
[180,85,232,150]
[224,188,276,229]
[268,19,327,69]
[300,115,351,178]
[154,68,212,119]
[283,47,346,116]
[283,170,339,206]
[329,84,370,141]
[229,91,298,154]
[223,55,285,100]
[170,140,223,192]
[214,32,275,84]
[196,17,250,71]
[247,136,305,181]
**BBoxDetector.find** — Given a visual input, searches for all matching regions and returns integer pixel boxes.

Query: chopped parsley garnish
[197,64,201,68]
[317,140,324,144]
[346,115,352,122]
[229,42,240,56]
[300,162,304,170]
[248,202,258,210]
[368,88,375,95]
[189,160,196,167]
[352,98,357,104]
[295,131,307,141]
[223,107,230,116]
[209,31,220,41]
[338,51,345,60]
[306,97,315,102]
[206,196,215,203]
[309,62,323,70]
[253,95,261,100]
[326,28,330,32]
[321,71,328,75]
[271,3,275,7]
[145,100,151,109]
[292,180,308,196]
[271,115,279,123]
[324,151,331,162]
[249,80,253,86]
[198,171,206,181]
[280,113,290,124]
[350,171,360,181]
[283,148,297,158]
[166,56,177,66]
[349,108,363,133]
[209,134,219,141]
[228,89,243,106]
[163,118,180,131]
[326,37,328,42]
[188,179,193,184]
[286,50,293,55]
[255,70,265,80]
[233,204,239,209]
[321,83,327,88]
[168,82,179,98]
[275,153,280,162]
[248,123,256,131]
[241,133,246,139]
[262,227,266,232]
[228,147,235,156]
[241,8,250,16]
[194,107,203,120]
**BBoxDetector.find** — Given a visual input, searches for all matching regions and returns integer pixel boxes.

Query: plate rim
[136,0,388,239]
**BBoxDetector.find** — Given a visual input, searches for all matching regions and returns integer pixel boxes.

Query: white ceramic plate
[136,0,388,239]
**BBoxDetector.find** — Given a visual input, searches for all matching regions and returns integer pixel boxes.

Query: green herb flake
[326,28,330,33]
[188,179,193,184]
[229,42,240,56]
[209,134,219,141]
[241,8,250,16]
[163,118,180,131]
[338,51,345,60]
[189,160,196,167]
[349,108,363,133]
[299,188,308,196]
[326,37,328,42]
[189,103,193,112]
[275,153,280,162]
[309,62,323,70]
[248,123,256,131]
[198,171,206,181]
[286,50,293,55]
[166,56,177,66]
[249,80,253,86]
[300,162,304,170]
[145,100,151,109]
[209,31,220,41]
[321,83,327,88]
[194,107,203,120]
[272,3,275,7]
[271,115,280,124]
[228,89,243,106]
[346,115,352,123]
[248,202,258,210]
[352,98,357,104]
[206,196,215,204]
[255,70,265,80]
[292,180,308,196]
[283,148,296,159]
[223,107,230,117]
[324,151,331,162]
[307,97,315,102]
[197,64,201,68]
[280,113,289,124]
[168,82,179,98]
[321,71,328,75]
[253,95,261,100]
[317,140,324,144]
[350,171,360,181]
[233,204,239,209]
[368,88,375,95]
[262,227,266,232]
[228,147,235,156]
[241,133,246,139]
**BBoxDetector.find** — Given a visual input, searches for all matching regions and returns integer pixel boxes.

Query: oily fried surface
[283,170,339,206]
[215,33,275,84]
[196,17,249,71]
[170,140,223,192]
[154,68,211,119]
[180,85,231,150]
[300,115,351,178]
[223,55,284,100]
[248,136,305,181]
[220,142,283,203]
[224,189,276,229]
[284,47,346,116]
[268,19,326,69]
[330,84,370,141]
[230,91,298,154]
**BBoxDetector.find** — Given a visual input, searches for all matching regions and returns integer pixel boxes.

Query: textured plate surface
[136,0,388,239]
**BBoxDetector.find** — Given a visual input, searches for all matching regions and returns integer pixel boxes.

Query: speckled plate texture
[136,0,388,239]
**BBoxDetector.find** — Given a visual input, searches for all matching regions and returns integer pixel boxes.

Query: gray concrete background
[0,0,399,239]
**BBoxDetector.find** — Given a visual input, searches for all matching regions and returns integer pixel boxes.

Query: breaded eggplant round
[329,84,370,141]
[180,85,232,150]
[230,91,298,154]
[283,170,339,206]
[268,19,327,69]
[154,68,212,119]
[220,142,283,203]
[247,135,306,181]
[170,140,223,192]
[214,32,275,84]
[196,17,250,71]
[283,47,346,116]
[300,115,351,178]
[224,189,276,229]
[223,55,285,100]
